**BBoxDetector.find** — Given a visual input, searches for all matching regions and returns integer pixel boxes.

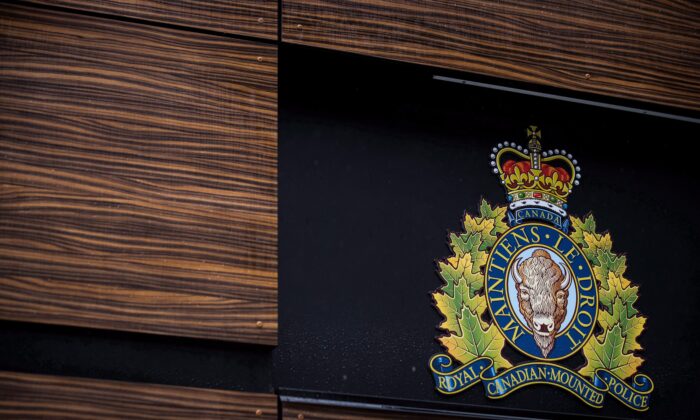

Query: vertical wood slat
[0,5,278,345]
[0,371,277,419]
[282,0,700,111]
[28,0,278,40]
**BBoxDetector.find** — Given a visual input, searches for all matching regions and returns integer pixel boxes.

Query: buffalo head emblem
[512,249,572,357]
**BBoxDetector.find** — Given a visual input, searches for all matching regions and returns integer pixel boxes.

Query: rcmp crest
[428,126,654,411]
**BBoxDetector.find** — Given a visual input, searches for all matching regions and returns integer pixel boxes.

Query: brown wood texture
[282,402,457,420]
[0,371,277,419]
[0,5,278,345]
[283,0,700,111]
[29,0,278,40]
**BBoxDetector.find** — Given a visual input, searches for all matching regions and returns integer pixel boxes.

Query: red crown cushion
[503,160,570,183]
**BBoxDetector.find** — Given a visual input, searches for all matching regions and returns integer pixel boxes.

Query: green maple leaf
[598,249,627,276]
[570,214,596,246]
[580,325,643,380]
[438,253,483,298]
[598,297,646,353]
[619,290,640,318]
[580,231,614,266]
[463,214,496,248]
[574,213,648,380]
[434,252,487,334]
[431,203,514,374]
[465,291,488,327]
[434,275,481,334]
[479,200,508,247]
[599,273,640,318]
[450,232,480,257]
[593,249,627,289]
[439,305,511,370]
[433,285,464,335]
[577,228,626,290]
[437,257,463,295]
[449,232,488,272]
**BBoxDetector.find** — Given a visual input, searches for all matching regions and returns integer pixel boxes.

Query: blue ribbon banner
[507,207,570,233]
[429,354,653,411]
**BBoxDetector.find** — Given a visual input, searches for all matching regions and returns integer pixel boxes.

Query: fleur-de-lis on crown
[490,126,581,218]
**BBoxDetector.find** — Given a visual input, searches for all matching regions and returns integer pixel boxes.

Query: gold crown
[490,126,581,216]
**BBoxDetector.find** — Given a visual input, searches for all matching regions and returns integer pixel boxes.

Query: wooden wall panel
[0,5,277,345]
[282,0,700,111]
[0,371,277,419]
[29,0,278,40]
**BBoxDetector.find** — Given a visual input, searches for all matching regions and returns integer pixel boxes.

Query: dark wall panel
[30,0,278,40]
[276,44,699,419]
[0,5,278,345]
[283,401,457,420]
[0,371,277,419]
[283,0,700,111]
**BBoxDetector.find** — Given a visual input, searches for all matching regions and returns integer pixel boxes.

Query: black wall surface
[2,44,699,419]
[276,45,699,419]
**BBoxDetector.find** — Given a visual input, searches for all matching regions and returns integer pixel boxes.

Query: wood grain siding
[29,0,278,40]
[0,6,278,344]
[283,0,700,111]
[0,371,277,419]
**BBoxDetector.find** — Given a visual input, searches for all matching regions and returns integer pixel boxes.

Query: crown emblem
[428,126,653,412]
[490,126,581,232]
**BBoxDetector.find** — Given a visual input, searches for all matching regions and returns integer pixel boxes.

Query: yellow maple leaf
[607,271,632,290]
[600,272,636,314]
[463,213,496,241]
[478,200,508,245]
[584,231,613,252]
[433,290,462,335]
[465,290,488,328]
[438,253,483,297]
[439,305,511,370]
[569,214,596,246]
[580,231,613,265]
[434,281,488,334]
[435,253,487,334]
[573,213,647,380]
[580,325,643,380]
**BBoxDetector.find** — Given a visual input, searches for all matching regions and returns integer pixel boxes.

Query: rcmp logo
[428,126,654,411]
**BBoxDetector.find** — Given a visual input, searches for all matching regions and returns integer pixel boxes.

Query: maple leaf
[433,202,527,374]
[449,232,488,274]
[439,305,512,370]
[578,230,627,290]
[599,272,638,317]
[573,213,647,380]
[465,291,488,328]
[463,213,497,248]
[449,232,480,257]
[593,249,628,289]
[437,255,465,296]
[570,214,596,246]
[580,325,643,380]
[597,249,627,276]
[479,200,508,246]
[438,253,483,298]
[433,288,464,335]
[581,231,613,266]
[597,296,646,353]
[434,252,488,334]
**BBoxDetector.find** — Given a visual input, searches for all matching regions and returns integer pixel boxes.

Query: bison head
[511,249,572,357]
